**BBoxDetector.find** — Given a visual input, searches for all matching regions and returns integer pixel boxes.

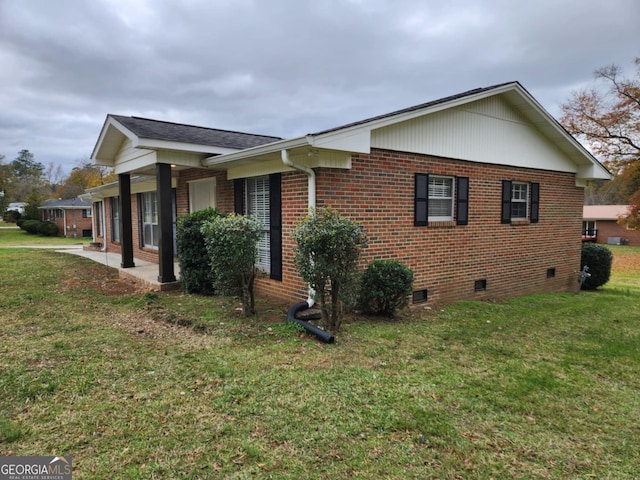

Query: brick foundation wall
[257,148,584,306]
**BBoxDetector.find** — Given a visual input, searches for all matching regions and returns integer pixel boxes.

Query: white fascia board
[202,136,310,167]
[91,116,138,165]
[503,85,612,181]
[83,176,177,199]
[308,129,371,153]
[114,151,157,175]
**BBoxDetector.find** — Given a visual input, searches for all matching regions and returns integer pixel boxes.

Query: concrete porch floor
[59,247,181,291]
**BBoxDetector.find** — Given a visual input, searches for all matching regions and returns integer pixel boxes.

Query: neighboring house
[39,198,93,238]
[582,205,640,246]
[85,81,611,304]
[8,202,27,214]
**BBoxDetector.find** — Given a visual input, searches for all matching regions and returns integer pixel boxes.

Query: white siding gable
[114,138,157,174]
[371,96,575,173]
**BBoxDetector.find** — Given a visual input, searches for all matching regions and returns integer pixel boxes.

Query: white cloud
[0,0,638,170]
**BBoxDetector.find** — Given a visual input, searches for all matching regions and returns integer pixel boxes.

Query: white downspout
[281,149,316,307]
[100,200,107,252]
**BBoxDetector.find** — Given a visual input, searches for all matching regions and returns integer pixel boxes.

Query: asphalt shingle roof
[111,115,282,150]
[310,82,517,136]
[39,198,91,209]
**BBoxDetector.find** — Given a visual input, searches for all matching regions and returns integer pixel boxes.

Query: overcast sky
[1,0,638,173]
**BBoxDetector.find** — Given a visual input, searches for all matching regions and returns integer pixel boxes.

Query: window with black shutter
[502,180,540,223]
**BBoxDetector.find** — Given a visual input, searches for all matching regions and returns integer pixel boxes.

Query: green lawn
[0,223,90,246]
[0,238,639,479]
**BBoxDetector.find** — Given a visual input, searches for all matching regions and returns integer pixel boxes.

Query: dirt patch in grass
[59,261,146,296]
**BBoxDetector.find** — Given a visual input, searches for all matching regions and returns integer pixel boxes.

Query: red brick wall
[43,209,93,238]
[97,152,585,307]
[175,169,234,216]
[595,220,640,246]
[256,148,584,306]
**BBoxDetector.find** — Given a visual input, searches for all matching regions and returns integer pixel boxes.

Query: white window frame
[142,191,159,249]
[188,177,217,212]
[246,176,270,273]
[111,197,120,243]
[511,182,529,220]
[428,175,455,222]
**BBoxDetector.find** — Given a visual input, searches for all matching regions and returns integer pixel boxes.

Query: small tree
[293,207,367,331]
[201,214,263,316]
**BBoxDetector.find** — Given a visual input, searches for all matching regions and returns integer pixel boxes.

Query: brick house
[39,197,93,238]
[85,81,611,305]
[582,205,640,246]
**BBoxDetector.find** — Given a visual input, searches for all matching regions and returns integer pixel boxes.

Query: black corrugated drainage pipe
[287,302,335,344]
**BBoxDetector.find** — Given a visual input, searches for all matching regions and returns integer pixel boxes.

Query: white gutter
[281,149,316,307]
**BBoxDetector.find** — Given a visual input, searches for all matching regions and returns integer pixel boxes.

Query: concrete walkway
[60,248,181,291]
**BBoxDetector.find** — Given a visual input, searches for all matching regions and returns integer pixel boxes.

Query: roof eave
[201,135,311,167]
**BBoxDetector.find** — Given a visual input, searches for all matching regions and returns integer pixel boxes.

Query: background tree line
[0,149,114,219]
[560,55,640,227]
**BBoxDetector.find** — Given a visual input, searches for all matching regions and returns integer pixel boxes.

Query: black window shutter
[269,173,283,281]
[233,178,245,214]
[414,173,428,226]
[530,182,540,223]
[456,176,469,226]
[501,180,512,224]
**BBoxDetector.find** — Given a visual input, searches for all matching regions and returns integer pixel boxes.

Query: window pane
[511,182,528,219]
[429,199,452,217]
[142,192,159,248]
[247,177,270,272]
[112,197,120,242]
[428,176,454,220]
[512,202,527,219]
[512,183,528,201]
[429,177,452,198]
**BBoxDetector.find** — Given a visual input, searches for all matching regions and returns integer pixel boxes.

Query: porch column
[119,173,135,268]
[156,163,176,283]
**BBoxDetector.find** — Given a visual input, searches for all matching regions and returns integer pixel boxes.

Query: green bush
[3,210,21,223]
[21,219,40,234]
[176,208,225,295]
[16,218,26,228]
[37,221,59,237]
[359,260,414,317]
[580,243,613,290]
[201,214,264,316]
[293,207,367,331]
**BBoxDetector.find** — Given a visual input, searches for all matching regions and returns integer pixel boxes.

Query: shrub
[293,207,367,331]
[3,210,21,223]
[16,218,26,228]
[176,208,225,295]
[580,243,613,290]
[359,260,414,317]
[36,221,59,237]
[201,214,263,316]
[21,219,40,235]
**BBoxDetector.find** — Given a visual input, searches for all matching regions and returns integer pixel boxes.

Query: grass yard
[0,238,639,478]
[0,223,90,246]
